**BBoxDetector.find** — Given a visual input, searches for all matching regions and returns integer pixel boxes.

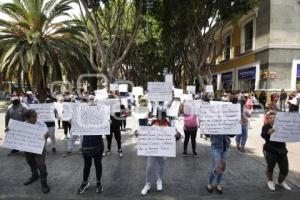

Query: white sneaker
[141,184,151,196]
[278,181,292,191]
[156,179,163,191]
[267,181,276,191]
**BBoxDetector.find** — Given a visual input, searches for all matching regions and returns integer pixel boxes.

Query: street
[0,107,299,200]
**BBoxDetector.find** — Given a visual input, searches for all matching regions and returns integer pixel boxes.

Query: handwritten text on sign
[71,105,110,135]
[271,112,300,142]
[2,119,47,154]
[198,104,241,135]
[29,103,55,122]
[184,100,205,115]
[147,82,173,102]
[137,126,176,157]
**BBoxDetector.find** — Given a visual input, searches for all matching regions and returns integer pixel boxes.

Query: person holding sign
[77,96,105,195]
[140,110,173,196]
[206,134,235,194]
[7,109,51,193]
[5,94,28,156]
[261,112,291,191]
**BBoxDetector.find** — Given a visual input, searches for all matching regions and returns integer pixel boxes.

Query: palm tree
[0,0,91,100]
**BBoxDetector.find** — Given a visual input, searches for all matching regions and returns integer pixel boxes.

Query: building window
[244,20,253,52]
[225,35,231,60]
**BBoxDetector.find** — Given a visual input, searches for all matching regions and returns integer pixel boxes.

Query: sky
[0,0,81,21]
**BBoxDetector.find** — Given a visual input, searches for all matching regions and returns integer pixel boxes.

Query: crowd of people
[3,87,298,196]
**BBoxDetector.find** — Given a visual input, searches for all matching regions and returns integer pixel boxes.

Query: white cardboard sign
[271,112,300,142]
[137,126,176,157]
[29,103,55,122]
[2,120,48,154]
[198,104,241,135]
[71,105,110,135]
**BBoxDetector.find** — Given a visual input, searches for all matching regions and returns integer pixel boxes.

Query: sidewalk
[0,115,299,200]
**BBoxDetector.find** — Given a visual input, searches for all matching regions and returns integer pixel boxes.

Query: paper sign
[167,101,181,117]
[210,101,232,104]
[187,86,196,94]
[132,87,144,96]
[165,74,173,84]
[29,103,55,122]
[137,126,176,157]
[198,104,241,135]
[205,85,214,93]
[96,98,121,113]
[71,105,110,135]
[184,100,204,115]
[62,102,76,121]
[119,84,128,92]
[270,112,300,142]
[180,94,193,103]
[110,84,119,91]
[2,119,47,154]
[147,82,173,102]
[132,106,149,119]
[95,89,108,100]
[174,88,183,98]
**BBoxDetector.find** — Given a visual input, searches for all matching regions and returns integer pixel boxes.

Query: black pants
[83,145,104,182]
[265,151,289,176]
[121,119,126,129]
[62,121,71,136]
[58,120,61,128]
[25,150,48,181]
[106,128,121,150]
[184,128,197,152]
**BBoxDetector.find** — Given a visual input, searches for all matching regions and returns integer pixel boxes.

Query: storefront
[221,72,233,91]
[297,64,300,91]
[238,67,256,92]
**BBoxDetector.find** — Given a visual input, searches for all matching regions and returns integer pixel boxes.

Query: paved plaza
[0,108,299,200]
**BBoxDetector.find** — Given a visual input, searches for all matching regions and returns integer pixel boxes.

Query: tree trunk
[33,57,47,101]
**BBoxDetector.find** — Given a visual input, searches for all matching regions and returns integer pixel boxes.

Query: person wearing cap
[5,95,28,156]
[24,91,39,105]
[7,109,51,193]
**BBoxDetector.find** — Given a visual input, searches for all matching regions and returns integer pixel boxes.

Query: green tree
[0,0,91,100]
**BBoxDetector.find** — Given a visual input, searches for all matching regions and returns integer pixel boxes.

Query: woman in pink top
[182,113,198,157]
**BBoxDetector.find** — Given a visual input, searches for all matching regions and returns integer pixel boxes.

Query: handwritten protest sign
[173,88,183,98]
[54,102,63,118]
[167,101,181,117]
[2,119,47,154]
[137,126,176,157]
[132,106,149,119]
[184,100,205,115]
[119,84,128,92]
[147,82,173,102]
[62,102,76,121]
[95,89,108,100]
[205,85,214,93]
[96,98,121,113]
[132,87,144,96]
[210,101,232,105]
[271,112,300,142]
[29,103,55,122]
[71,105,110,135]
[198,104,241,135]
[110,84,119,91]
[187,85,196,94]
[180,94,193,103]
[165,74,173,84]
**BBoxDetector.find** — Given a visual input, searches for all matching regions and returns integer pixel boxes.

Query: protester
[23,91,39,105]
[279,89,287,112]
[288,91,299,112]
[206,134,234,194]
[140,110,170,196]
[236,104,251,152]
[77,96,105,194]
[5,109,50,193]
[103,93,123,157]
[5,95,28,156]
[180,103,198,157]
[62,93,72,140]
[261,111,291,191]
[258,91,267,109]
[44,98,56,154]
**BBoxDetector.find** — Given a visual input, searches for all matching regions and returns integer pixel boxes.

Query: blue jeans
[236,124,248,146]
[146,157,165,185]
[208,147,229,185]
[280,100,286,112]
